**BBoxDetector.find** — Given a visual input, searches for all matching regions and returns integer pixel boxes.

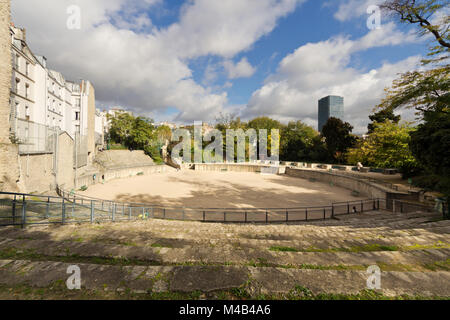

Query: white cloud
[223,57,257,79]
[333,0,384,22]
[243,25,422,133]
[11,0,305,122]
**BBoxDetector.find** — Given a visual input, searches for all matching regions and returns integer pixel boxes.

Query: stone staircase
[0,210,448,299]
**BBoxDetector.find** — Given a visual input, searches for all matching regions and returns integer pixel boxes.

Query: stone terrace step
[0,215,448,246]
[0,237,448,270]
[0,260,449,297]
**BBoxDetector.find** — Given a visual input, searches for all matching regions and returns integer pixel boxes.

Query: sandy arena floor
[78,170,365,209]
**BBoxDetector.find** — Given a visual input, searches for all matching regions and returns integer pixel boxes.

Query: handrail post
[266,209,268,223]
[62,201,66,225]
[305,209,308,221]
[203,210,206,222]
[46,197,50,219]
[12,195,16,225]
[129,207,132,220]
[361,200,363,213]
[90,200,94,223]
[347,202,350,214]
[112,204,116,222]
[286,209,288,222]
[244,211,247,223]
[224,211,226,222]
[323,208,326,220]
[163,208,166,219]
[21,200,26,229]
[331,204,334,218]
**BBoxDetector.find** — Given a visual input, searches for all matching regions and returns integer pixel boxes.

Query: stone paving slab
[0,260,449,297]
[0,236,448,268]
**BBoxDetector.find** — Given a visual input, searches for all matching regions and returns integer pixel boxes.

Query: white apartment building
[9,24,102,155]
[10,27,34,128]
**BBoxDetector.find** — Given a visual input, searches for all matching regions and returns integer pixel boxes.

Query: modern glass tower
[318,95,344,132]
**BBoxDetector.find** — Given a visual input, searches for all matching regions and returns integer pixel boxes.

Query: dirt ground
[78,170,365,208]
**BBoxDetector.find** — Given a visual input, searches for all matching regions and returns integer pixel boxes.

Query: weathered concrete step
[1,223,448,246]
[1,233,449,256]
[0,237,448,270]
[0,260,448,297]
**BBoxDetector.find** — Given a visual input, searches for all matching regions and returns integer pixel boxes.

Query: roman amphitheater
[0,151,449,300]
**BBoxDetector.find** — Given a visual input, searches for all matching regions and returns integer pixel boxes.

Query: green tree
[107,113,163,163]
[280,121,319,161]
[409,111,450,218]
[321,117,357,163]
[108,113,135,146]
[155,125,172,144]
[368,108,401,133]
[247,117,283,132]
[379,0,450,217]
[347,121,419,172]
[381,0,449,62]
[378,0,449,117]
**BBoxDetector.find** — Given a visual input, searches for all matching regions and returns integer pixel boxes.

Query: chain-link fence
[74,131,88,168]
[12,119,58,154]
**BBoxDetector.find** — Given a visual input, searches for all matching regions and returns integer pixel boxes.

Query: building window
[25,106,30,121]
[15,54,20,70]
[15,102,20,118]
[15,78,20,93]
[75,111,80,120]
[25,84,29,99]
[25,62,30,76]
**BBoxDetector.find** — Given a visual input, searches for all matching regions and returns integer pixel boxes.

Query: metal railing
[0,190,386,227]
[392,200,437,214]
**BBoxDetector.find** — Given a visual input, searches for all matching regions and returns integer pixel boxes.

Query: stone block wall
[19,153,55,193]
[0,0,11,143]
[0,0,23,193]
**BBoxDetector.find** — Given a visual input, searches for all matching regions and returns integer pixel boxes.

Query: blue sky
[11,0,432,133]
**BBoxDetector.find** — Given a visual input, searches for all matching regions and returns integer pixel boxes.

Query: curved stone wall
[71,164,169,190]
[191,163,416,208]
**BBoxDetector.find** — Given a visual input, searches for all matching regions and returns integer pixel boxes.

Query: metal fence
[13,119,58,154]
[74,132,88,168]
[0,190,387,227]
[393,200,435,214]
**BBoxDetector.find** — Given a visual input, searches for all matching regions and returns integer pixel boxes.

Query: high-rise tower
[318,95,344,132]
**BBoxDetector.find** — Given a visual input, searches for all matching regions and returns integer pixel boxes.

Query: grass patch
[1,247,448,272]
[0,283,447,301]
[301,244,399,253]
[269,246,298,252]
[403,242,450,251]
[423,259,450,271]
[151,243,173,249]
[109,144,128,151]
